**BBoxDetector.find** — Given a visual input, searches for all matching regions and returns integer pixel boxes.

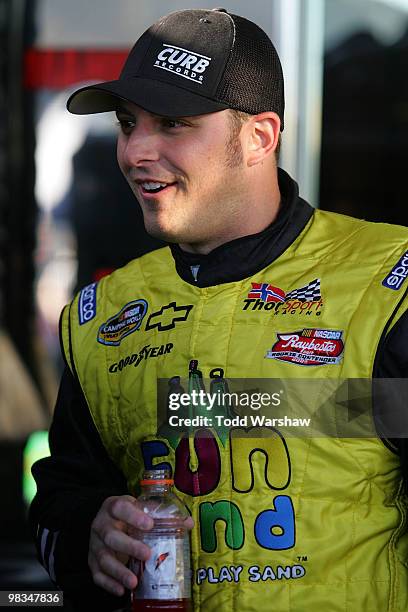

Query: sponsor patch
[248,283,286,303]
[154,43,211,85]
[78,282,97,325]
[244,279,323,316]
[146,302,193,331]
[266,328,344,366]
[382,251,408,290]
[98,300,148,346]
[108,343,173,373]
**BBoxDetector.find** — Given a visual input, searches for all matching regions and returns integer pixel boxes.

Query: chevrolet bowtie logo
[145,302,193,331]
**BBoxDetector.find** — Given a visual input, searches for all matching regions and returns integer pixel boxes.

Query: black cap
[67,8,285,129]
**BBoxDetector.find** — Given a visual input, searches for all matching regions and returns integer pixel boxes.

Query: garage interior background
[0,0,407,601]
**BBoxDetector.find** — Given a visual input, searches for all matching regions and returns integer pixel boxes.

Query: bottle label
[133,535,191,600]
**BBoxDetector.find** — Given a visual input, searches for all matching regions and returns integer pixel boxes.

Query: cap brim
[66,77,229,117]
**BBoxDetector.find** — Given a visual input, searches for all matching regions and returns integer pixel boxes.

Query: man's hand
[88,495,194,597]
[88,495,154,597]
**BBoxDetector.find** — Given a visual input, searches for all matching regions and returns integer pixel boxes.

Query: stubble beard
[225,129,244,169]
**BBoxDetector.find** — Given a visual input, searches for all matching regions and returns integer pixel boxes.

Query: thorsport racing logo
[266,328,344,366]
[97,300,148,346]
[154,44,211,84]
[244,279,323,316]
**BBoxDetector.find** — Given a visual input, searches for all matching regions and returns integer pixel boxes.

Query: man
[30,8,408,612]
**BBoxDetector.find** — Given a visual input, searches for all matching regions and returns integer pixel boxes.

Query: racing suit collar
[169,169,314,288]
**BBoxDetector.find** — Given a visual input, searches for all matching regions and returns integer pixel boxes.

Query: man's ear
[244,112,281,167]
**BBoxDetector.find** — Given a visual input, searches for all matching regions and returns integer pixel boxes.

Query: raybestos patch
[266,328,344,366]
[97,300,148,346]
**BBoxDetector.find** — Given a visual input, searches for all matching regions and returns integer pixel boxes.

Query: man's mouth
[139,181,177,195]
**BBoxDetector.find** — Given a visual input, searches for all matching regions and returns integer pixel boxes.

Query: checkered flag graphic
[285,278,321,302]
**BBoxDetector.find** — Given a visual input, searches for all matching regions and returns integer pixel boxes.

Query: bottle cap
[140,478,174,485]
[140,468,173,485]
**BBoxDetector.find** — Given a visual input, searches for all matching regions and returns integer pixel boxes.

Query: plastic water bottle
[130,469,191,611]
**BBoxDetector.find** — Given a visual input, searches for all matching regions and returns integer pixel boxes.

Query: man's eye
[162,118,185,129]
[116,119,135,134]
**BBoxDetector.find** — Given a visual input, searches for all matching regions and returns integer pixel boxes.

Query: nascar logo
[98,299,148,346]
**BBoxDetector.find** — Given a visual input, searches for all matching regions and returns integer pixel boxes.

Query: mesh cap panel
[216,15,284,127]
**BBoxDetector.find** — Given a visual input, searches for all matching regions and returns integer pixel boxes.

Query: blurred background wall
[0,0,407,601]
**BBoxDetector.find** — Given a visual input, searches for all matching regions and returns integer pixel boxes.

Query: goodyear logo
[108,343,173,373]
[97,300,148,346]
[382,250,408,291]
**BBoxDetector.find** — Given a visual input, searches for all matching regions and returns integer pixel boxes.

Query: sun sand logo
[154,44,211,84]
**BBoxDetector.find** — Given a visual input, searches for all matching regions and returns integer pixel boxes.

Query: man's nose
[121,123,160,167]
